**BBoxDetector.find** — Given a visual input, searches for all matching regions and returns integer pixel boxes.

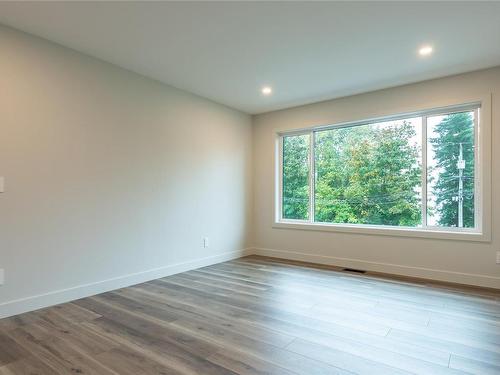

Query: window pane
[427,111,475,228]
[282,134,310,220]
[314,118,422,226]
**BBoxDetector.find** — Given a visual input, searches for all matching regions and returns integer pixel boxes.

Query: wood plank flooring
[1,255,499,375]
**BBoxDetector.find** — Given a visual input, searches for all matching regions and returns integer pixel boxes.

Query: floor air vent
[342,268,367,274]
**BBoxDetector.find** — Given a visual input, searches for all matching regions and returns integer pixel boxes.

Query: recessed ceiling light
[261,86,272,95]
[419,45,433,56]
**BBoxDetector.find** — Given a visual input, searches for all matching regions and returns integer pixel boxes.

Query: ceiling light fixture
[419,45,433,56]
[261,86,272,95]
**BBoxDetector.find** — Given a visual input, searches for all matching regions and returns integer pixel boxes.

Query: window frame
[275,99,491,242]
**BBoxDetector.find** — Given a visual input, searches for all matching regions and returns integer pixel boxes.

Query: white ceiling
[1,2,500,114]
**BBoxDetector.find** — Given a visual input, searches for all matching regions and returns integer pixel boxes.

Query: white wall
[1,25,498,321]
[0,25,253,318]
[253,67,500,288]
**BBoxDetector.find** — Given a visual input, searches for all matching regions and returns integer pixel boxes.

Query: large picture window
[278,104,481,235]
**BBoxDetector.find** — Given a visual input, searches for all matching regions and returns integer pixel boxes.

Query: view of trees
[428,112,475,227]
[314,121,421,226]
[282,134,310,220]
[282,110,476,228]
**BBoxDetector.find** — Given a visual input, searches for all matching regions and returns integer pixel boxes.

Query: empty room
[0,1,499,374]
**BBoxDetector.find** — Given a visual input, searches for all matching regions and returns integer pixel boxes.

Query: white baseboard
[2,246,497,319]
[0,248,253,319]
[252,247,500,289]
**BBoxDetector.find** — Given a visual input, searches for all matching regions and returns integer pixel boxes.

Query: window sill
[273,221,490,242]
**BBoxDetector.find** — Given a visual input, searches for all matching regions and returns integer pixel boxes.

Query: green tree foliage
[429,112,475,227]
[282,134,310,220]
[314,122,422,226]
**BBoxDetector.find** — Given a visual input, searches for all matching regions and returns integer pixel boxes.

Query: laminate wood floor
[1,256,499,375]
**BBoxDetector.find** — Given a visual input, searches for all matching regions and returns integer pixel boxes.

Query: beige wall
[0,26,253,317]
[253,67,500,288]
[1,24,498,319]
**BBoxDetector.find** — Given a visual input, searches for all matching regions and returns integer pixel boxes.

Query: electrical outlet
[0,269,4,285]
[203,237,209,248]
[496,251,500,264]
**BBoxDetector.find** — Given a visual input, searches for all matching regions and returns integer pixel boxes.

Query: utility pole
[457,142,465,228]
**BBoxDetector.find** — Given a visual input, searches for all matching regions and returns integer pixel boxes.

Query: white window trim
[274,95,492,242]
